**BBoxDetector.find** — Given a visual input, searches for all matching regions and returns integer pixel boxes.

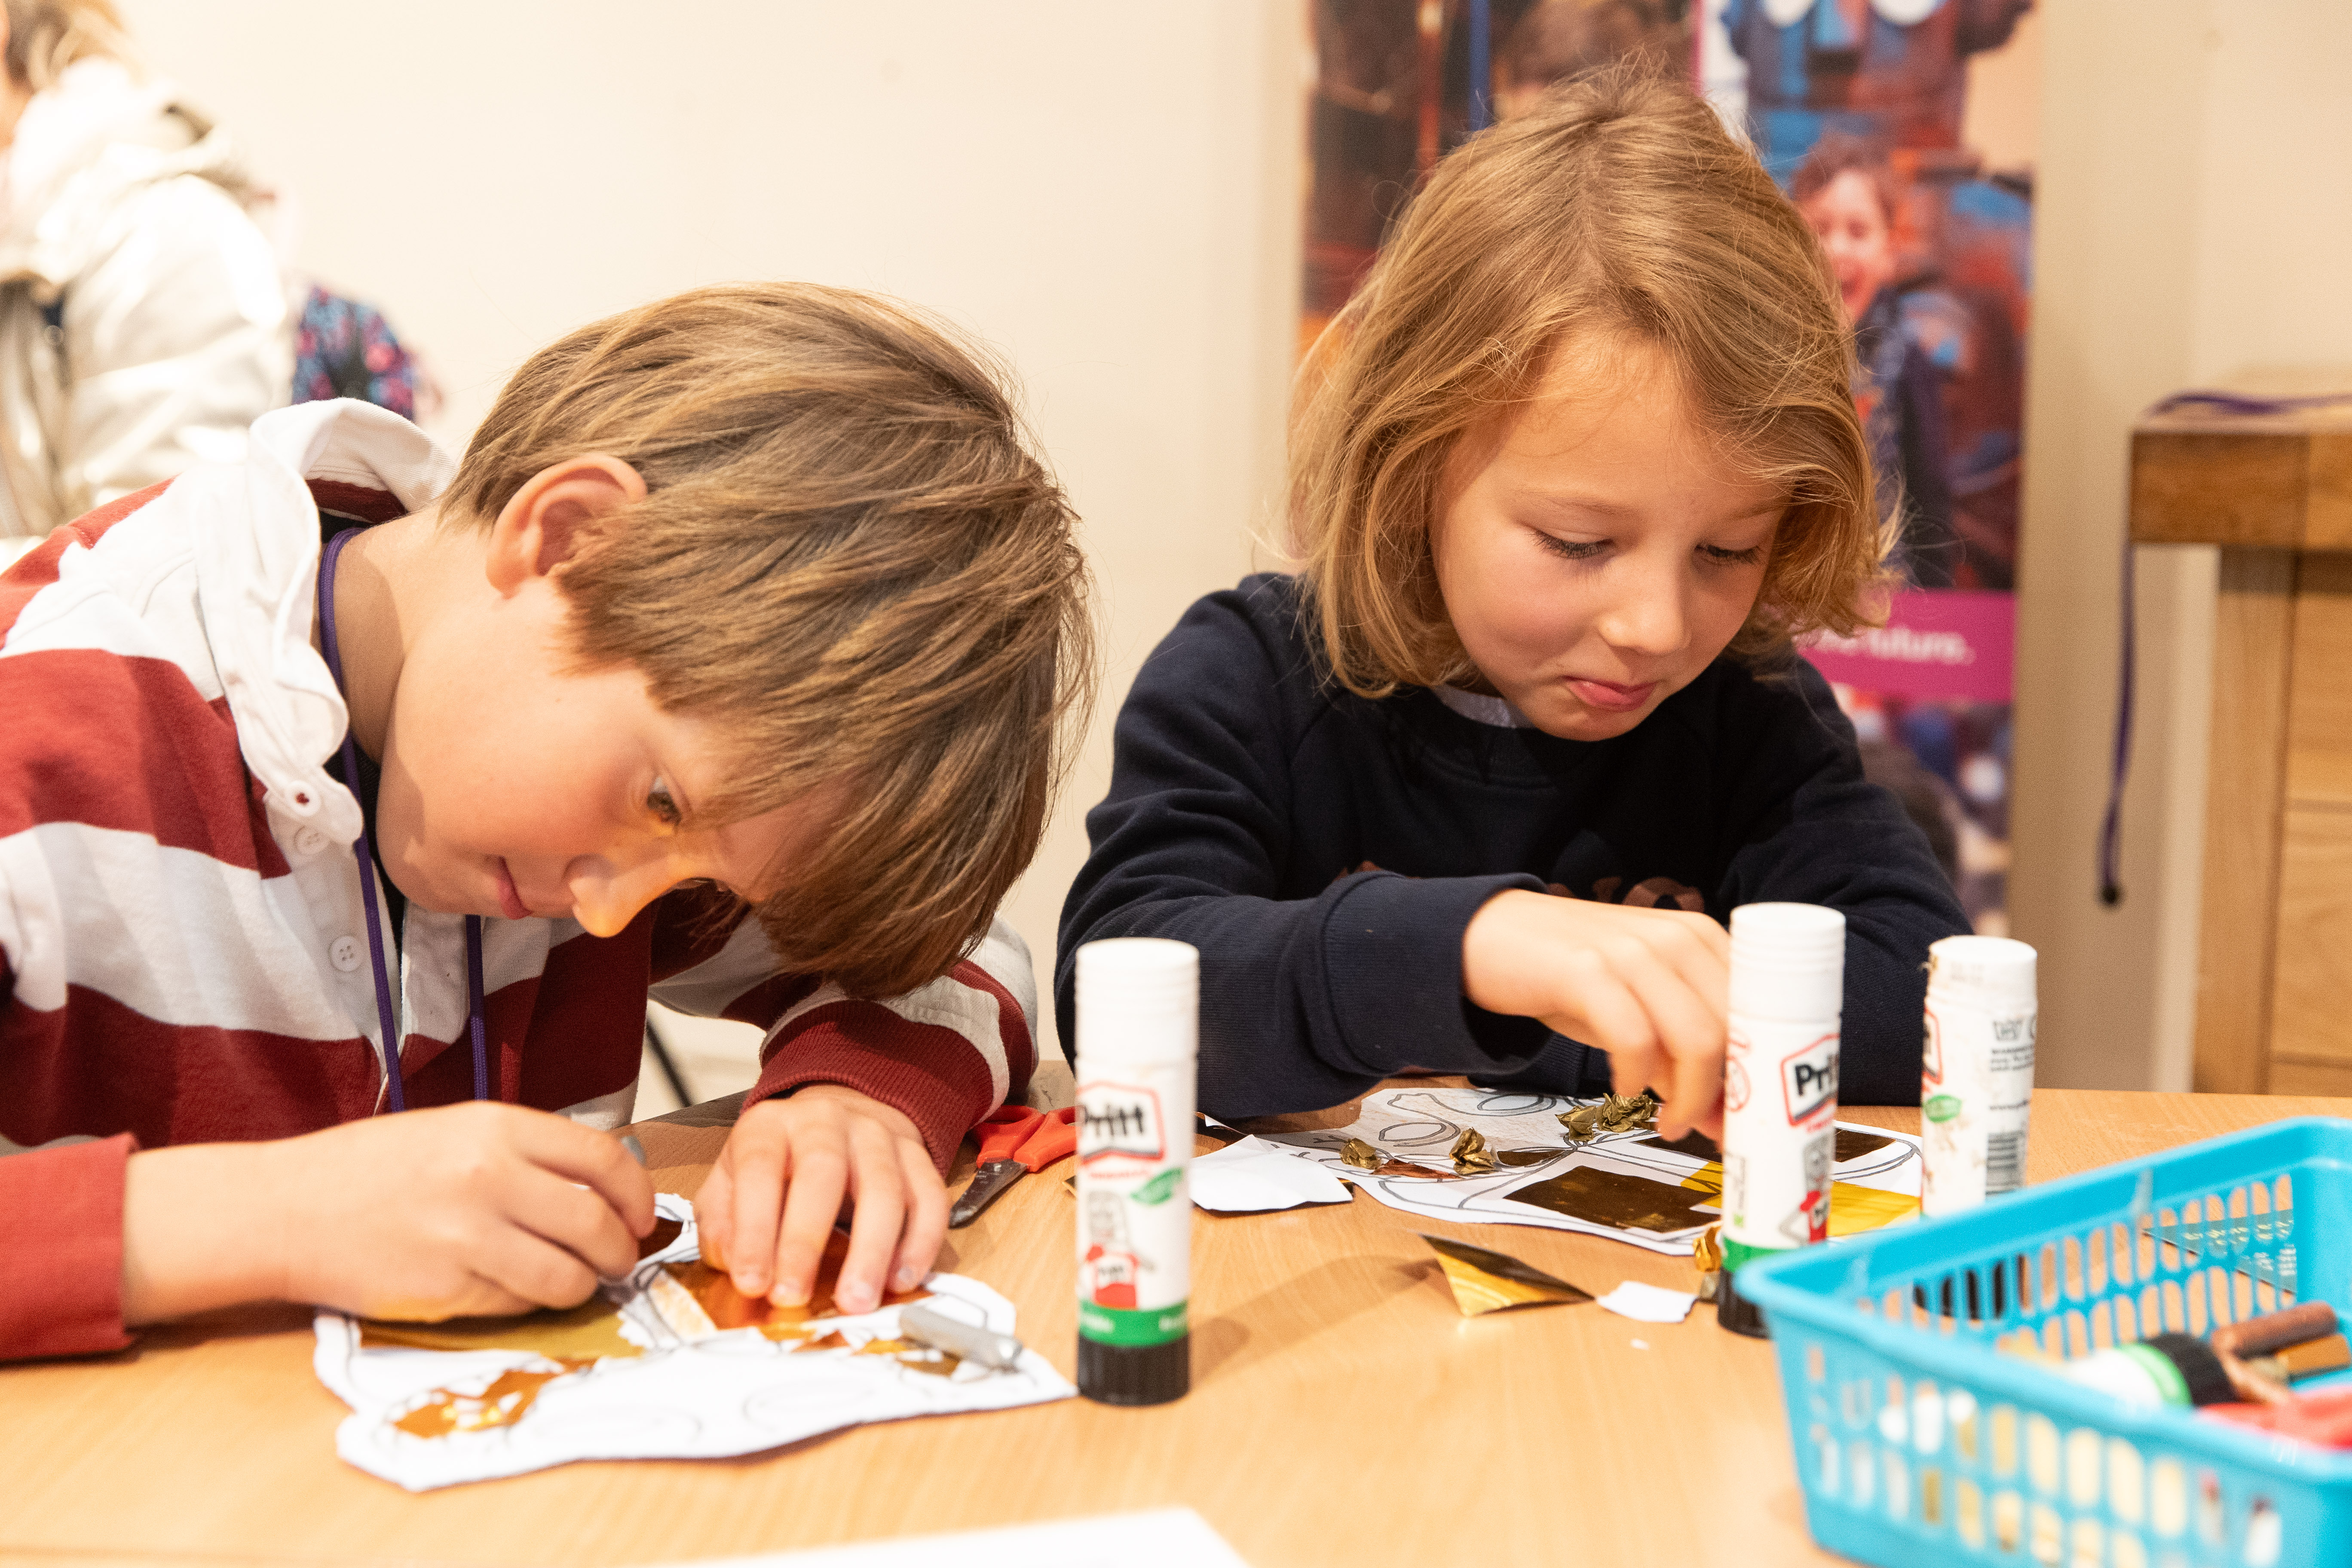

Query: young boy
[0,282,1092,1359]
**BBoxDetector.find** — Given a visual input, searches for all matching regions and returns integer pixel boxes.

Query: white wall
[120,2,1303,1072]
[2012,1,2352,1089]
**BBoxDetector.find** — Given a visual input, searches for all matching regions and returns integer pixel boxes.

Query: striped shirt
[0,400,1035,1360]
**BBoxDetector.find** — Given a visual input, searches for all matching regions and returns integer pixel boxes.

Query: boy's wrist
[121,1142,290,1325]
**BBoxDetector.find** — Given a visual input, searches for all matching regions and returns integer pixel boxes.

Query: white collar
[1433,684,1536,729]
[175,400,456,846]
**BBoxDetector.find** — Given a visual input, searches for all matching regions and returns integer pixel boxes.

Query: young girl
[1056,70,1968,1142]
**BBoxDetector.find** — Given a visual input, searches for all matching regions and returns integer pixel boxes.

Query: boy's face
[369,572,830,937]
[1431,334,1785,743]
[1800,168,1897,325]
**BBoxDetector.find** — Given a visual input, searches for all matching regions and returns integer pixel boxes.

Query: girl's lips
[1566,677,1658,714]
[493,858,532,921]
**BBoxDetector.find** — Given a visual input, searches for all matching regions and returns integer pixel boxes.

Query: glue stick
[1717,902,1845,1338]
[1073,937,1195,1405]
[1920,935,2037,1218]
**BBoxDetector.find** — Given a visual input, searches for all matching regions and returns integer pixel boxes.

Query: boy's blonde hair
[1290,67,1883,698]
[449,283,1093,997]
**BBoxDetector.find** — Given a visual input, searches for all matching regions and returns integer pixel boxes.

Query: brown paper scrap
[1375,1158,1456,1179]
[1421,1234,1593,1316]
[1450,1127,1499,1175]
[1341,1137,1381,1170]
[1507,1164,1716,1235]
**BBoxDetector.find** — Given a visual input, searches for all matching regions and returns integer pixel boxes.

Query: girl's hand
[694,1085,946,1317]
[1461,888,1730,1140]
[121,1103,656,1325]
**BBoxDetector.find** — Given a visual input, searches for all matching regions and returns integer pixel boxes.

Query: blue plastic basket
[1740,1117,2352,1568]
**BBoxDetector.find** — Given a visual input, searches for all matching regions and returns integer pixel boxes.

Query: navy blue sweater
[1055,574,1969,1118]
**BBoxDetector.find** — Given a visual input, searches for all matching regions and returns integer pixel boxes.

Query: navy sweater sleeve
[1054,586,1552,1118]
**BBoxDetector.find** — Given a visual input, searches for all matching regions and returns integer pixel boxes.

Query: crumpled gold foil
[1450,1127,1499,1174]
[1560,1092,1661,1143]
[1340,1137,1381,1170]
[1421,1233,1593,1316]
[1596,1091,1660,1132]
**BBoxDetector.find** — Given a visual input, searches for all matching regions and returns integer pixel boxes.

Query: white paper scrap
[315,1194,1074,1490]
[1189,1135,1353,1213]
[1595,1280,1700,1323]
[1259,1087,1923,1256]
[648,1507,1253,1568]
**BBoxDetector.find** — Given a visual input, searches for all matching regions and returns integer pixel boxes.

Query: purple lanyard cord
[316,527,490,1109]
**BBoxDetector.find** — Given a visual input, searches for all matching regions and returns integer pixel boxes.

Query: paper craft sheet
[1259,1087,1921,1256]
[315,1195,1074,1490]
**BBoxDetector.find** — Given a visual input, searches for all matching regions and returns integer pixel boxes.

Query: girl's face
[1801,168,1897,324]
[1431,335,1786,742]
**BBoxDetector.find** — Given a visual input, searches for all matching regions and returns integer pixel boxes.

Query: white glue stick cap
[1926,935,2037,1011]
[1728,902,1846,1024]
[1075,938,1198,1066]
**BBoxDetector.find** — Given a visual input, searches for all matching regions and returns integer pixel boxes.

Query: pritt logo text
[1779,1034,1841,1127]
[1078,1083,1165,1164]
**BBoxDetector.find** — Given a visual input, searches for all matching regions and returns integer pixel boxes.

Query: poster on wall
[1302,0,2036,934]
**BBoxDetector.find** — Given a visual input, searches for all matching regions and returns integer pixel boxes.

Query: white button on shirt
[294,826,329,856]
[330,934,364,972]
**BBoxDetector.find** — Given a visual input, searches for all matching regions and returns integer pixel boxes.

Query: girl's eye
[647,779,683,827]
[1536,533,1608,561]
[1700,544,1767,567]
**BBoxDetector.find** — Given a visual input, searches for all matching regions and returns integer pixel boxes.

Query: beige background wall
[119,2,1303,1095]
[2013,0,2352,1089]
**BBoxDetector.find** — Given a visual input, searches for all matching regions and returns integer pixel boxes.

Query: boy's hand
[695,1085,946,1317]
[121,1102,656,1326]
[1462,888,1731,1141]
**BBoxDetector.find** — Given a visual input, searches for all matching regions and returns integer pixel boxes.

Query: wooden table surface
[7,1087,2346,1568]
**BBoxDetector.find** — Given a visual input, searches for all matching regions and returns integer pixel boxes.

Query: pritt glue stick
[1074,937,1195,1405]
[1717,902,1844,1338]
[1921,935,2037,1217]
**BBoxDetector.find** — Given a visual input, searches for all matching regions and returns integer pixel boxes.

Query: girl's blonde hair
[3,1,134,91]
[449,283,1094,998]
[1290,67,1884,698]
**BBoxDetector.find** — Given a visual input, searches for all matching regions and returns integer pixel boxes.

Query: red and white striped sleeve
[649,893,1038,1172]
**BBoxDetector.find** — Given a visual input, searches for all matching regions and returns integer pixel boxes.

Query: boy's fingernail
[893,1265,920,1289]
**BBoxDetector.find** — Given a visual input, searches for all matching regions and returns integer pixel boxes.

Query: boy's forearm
[120,1142,286,1326]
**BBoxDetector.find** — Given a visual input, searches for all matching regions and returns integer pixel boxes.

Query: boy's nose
[565,844,686,938]
[1594,560,1688,659]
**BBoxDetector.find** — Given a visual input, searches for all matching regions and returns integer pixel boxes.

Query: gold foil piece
[1507,1164,1716,1234]
[391,1364,582,1439]
[1692,1221,1724,1300]
[852,1336,962,1378]
[796,1329,851,1352]
[1560,1104,1602,1142]
[361,1298,641,1361]
[1421,1233,1593,1316]
[1376,1158,1455,1179]
[1341,1137,1381,1170]
[1826,1183,1921,1236]
[1450,1127,1498,1174]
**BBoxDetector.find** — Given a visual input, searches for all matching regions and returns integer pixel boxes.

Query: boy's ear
[484,455,648,592]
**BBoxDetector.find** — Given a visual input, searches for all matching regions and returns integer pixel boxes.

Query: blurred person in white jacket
[0,0,288,567]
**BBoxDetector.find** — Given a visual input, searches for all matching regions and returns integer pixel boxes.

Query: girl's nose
[564,844,685,937]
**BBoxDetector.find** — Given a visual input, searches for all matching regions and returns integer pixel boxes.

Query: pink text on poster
[1800,590,2014,705]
